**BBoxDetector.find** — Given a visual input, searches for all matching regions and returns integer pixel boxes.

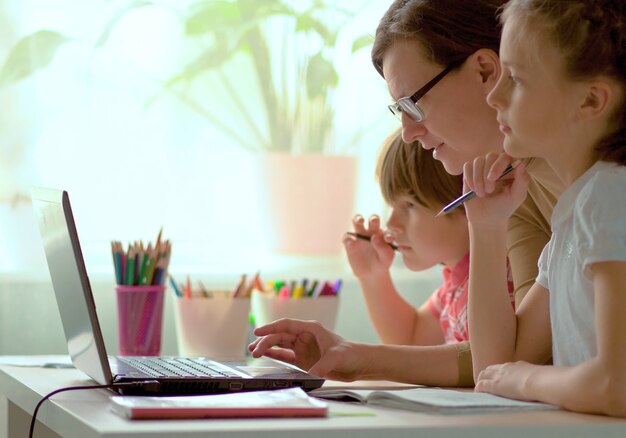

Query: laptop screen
[32,187,113,385]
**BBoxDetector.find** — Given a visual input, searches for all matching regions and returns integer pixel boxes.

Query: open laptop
[31,187,324,395]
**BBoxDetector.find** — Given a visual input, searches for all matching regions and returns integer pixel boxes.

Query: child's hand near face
[343,214,395,279]
[463,153,530,226]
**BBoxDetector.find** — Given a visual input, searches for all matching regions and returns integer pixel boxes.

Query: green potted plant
[160,0,372,254]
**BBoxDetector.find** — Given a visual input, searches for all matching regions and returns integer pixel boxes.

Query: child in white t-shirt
[464,0,626,417]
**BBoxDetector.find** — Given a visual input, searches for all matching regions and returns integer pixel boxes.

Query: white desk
[2,360,626,438]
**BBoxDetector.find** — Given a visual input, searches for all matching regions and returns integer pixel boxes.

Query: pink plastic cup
[115,285,165,356]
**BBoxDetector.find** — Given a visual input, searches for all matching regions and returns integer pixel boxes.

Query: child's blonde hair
[502,0,626,164]
[376,130,464,213]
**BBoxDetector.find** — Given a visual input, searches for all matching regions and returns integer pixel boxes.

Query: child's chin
[403,256,432,272]
[503,140,527,159]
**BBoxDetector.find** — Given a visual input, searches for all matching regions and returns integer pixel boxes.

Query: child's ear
[471,48,501,93]
[579,80,615,121]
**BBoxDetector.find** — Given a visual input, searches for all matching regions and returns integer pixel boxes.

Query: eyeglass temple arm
[410,59,465,103]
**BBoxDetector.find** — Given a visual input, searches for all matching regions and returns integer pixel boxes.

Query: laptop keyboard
[119,357,241,378]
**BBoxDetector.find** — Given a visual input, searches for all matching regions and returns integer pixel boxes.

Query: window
[0,0,397,276]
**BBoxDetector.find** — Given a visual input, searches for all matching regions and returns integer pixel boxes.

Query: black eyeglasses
[388,58,466,123]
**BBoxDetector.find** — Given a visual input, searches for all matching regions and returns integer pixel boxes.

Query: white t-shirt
[536,160,626,367]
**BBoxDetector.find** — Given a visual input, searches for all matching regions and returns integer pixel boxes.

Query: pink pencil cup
[115,285,165,356]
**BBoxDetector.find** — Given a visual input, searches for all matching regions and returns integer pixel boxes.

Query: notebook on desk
[31,187,324,395]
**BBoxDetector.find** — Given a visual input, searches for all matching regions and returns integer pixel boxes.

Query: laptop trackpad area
[231,357,315,378]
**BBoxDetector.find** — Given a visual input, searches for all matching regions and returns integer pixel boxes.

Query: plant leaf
[185,1,244,36]
[238,0,293,18]
[305,53,338,99]
[295,14,334,44]
[185,0,292,36]
[168,44,232,84]
[0,30,72,87]
[351,34,373,53]
[95,0,157,47]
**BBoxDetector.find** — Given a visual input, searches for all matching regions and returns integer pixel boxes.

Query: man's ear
[579,80,615,121]
[470,48,501,93]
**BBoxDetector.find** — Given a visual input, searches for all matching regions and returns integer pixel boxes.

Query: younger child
[465,0,626,416]
[345,130,514,345]
[248,132,513,386]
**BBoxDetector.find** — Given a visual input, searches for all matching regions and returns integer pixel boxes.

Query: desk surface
[2,358,626,438]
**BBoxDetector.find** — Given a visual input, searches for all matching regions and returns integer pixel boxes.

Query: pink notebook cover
[111,387,328,419]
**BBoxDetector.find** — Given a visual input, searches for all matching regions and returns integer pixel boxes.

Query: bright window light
[0,0,398,276]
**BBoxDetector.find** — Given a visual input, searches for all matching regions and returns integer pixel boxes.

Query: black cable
[29,380,161,438]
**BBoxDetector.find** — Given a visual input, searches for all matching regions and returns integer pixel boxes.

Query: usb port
[229,382,244,390]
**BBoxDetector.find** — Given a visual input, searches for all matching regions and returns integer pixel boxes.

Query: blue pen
[436,164,515,216]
